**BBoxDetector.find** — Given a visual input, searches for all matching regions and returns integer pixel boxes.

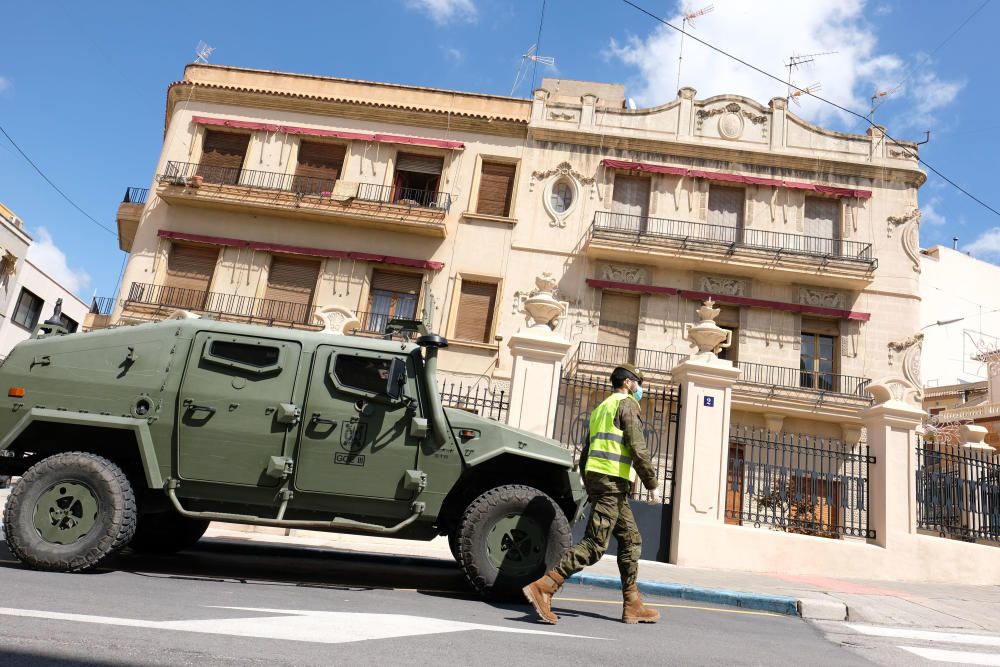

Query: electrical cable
[619,0,1000,219]
[529,0,548,92]
[0,123,116,236]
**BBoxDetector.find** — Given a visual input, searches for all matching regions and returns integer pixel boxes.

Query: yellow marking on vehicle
[555,596,782,618]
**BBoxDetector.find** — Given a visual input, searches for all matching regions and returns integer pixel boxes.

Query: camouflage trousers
[555,491,641,588]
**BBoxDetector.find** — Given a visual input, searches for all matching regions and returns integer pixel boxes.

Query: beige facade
[108,64,927,439]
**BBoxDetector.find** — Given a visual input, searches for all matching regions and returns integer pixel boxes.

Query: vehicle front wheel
[129,512,210,554]
[456,484,571,601]
[2,451,137,572]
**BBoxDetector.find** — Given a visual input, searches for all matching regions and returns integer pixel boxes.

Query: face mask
[631,382,643,402]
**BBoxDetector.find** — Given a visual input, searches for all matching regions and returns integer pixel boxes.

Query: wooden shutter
[395,153,443,175]
[370,270,423,296]
[476,162,516,216]
[165,244,218,292]
[265,256,320,306]
[611,175,651,218]
[294,141,346,194]
[454,280,497,343]
[198,130,250,184]
[597,292,640,351]
[708,186,744,229]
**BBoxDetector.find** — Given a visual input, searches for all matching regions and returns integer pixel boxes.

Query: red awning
[158,230,445,270]
[601,159,872,200]
[191,116,279,132]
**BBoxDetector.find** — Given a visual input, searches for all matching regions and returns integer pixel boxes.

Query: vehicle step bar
[164,479,425,535]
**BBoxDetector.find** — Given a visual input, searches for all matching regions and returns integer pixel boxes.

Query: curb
[566,573,801,617]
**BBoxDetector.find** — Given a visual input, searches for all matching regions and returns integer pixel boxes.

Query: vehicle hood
[443,407,575,469]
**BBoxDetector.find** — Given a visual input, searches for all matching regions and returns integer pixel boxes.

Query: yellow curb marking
[555,596,783,618]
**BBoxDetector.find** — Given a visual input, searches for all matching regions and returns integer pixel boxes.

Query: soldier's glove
[643,478,659,491]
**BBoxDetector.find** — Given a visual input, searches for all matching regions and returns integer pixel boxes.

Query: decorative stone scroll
[603,264,647,285]
[529,162,595,189]
[699,276,747,297]
[798,287,846,310]
[886,208,920,238]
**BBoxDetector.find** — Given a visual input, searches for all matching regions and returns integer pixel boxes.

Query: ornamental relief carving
[902,215,921,273]
[886,208,920,238]
[529,161,595,188]
[887,333,923,367]
[699,276,747,297]
[602,264,648,284]
[797,287,846,310]
[695,102,768,141]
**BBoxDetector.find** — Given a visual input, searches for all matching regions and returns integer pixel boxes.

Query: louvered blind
[804,197,839,239]
[395,153,444,175]
[476,162,516,217]
[165,244,218,292]
[370,270,423,296]
[294,141,346,194]
[597,293,640,350]
[453,280,497,343]
[611,175,651,218]
[708,186,745,229]
[198,131,250,185]
[265,256,320,306]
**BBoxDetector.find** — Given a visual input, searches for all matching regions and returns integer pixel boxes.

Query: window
[597,292,640,361]
[804,197,840,255]
[453,280,498,343]
[367,270,422,334]
[611,175,651,219]
[333,355,393,395]
[60,315,79,333]
[12,288,43,330]
[550,179,573,213]
[197,130,250,185]
[476,162,516,217]
[162,244,218,310]
[715,306,740,362]
[708,186,744,242]
[393,153,444,208]
[209,340,280,369]
[294,141,346,195]
[263,256,320,324]
[800,318,839,392]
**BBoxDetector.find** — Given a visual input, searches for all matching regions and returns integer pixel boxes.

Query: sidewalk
[203,523,1000,630]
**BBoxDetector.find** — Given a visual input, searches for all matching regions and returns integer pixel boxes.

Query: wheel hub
[485,512,545,577]
[33,481,100,545]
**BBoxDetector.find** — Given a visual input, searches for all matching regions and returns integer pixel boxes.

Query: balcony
[117,187,149,252]
[586,211,877,288]
[84,297,117,331]
[735,361,871,399]
[155,162,452,237]
[120,282,323,330]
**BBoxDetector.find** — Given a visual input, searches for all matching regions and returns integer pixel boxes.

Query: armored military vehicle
[0,316,585,599]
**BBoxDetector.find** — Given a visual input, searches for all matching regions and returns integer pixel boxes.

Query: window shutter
[198,131,250,184]
[454,280,497,343]
[265,256,320,305]
[708,186,745,229]
[476,162,516,216]
[597,292,640,350]
[611,175,651,218]
[395,153,443,175]
[294,141,346,194]
[370,270,423,296]
[164,244,218,292]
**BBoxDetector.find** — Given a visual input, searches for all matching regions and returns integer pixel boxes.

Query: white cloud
[608,0,960,130]
[966,228,1000,260]
[26,228,92,295]
[406,0,476,24]
[874,4,893,16]
[442,46,464,63]
[921,198,947,226]
[894,68,965,130]
[0,76,10,93]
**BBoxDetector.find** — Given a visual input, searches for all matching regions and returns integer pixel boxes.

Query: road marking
[0,606,607,645]
[845,624,1000,647]
[900,646,1000,665]
[555,596,781,618]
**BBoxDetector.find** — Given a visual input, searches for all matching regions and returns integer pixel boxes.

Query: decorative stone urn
[520,272,568,332]
[684,299,732,362]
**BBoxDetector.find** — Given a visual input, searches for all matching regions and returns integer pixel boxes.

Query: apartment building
[105,64,926,442]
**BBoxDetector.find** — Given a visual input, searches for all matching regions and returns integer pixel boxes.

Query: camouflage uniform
[555,395,657,587]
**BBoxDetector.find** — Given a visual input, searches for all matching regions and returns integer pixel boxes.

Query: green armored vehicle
[0,316,585,599]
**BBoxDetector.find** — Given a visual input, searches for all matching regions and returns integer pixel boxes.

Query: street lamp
[920,317,965,331]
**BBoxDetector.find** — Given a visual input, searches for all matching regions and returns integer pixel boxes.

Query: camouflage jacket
[584,394,657,495]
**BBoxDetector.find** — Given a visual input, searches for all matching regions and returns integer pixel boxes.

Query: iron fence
[89,297,117,316]
[571,341,688,375]
[725,425,874,539]
[438,381,509,422]
[916,437,1000,544]
[160,162,451,211]
[592,210,875,267]
[737,360,872,398]
[552,372,681,504]
[125,282,314,326]
[123,187,149,205]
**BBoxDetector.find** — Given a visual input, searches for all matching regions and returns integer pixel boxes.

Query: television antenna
[676,4,715,92]
[868,89,889,120]
[788,82,822,106]
[785,51,837,99]
[194,41,215,65]
[510,43,555,97]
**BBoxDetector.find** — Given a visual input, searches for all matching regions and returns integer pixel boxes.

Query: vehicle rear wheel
[456,484,571,601]
[129,512,210,554]
[2,452,137,572]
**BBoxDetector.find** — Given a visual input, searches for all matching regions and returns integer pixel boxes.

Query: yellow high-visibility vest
[585,392,635,480]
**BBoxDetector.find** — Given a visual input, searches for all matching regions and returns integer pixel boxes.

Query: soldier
[523,363,661,625]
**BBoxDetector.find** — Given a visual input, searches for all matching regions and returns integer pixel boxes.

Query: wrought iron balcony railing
[160,162,452,211]
[124,282,315,326]
[591,211,875,268]
[89,297,117,316]
[572,341,688,375]
[737,360,871,398]
[122,187,149,205]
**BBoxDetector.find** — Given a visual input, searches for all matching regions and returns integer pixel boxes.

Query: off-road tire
[3,451,137,572]
[448,530,461,564]
[456,484,571,601]
[129,513,210,554]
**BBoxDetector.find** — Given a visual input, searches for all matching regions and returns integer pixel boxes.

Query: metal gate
[552,372,682,562]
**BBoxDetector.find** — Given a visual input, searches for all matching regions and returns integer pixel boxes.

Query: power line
[619,0,1000,219]
[529,0,548,93]
[0,123,116,236]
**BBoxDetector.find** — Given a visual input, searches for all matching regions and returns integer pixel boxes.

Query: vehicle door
[294,346,422,499]
[177,331,301,487]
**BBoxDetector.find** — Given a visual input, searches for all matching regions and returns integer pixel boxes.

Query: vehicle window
[334,355,392,394]
[209,340,280,368]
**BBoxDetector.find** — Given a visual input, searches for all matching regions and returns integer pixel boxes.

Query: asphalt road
[0,537,863,667]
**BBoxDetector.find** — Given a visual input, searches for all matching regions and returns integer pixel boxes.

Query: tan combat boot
[622,584,661,624]
[522,570,565,624]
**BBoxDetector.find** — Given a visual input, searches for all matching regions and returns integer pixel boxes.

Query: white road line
[0,606,607,645]
[845,623,1000,648]
[900,646,1000,665]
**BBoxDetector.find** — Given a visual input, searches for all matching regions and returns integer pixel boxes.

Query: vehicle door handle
[182,399,217,415]
[310,413,338,427]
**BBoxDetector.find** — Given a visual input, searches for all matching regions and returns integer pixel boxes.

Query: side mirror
[385,358,407,400]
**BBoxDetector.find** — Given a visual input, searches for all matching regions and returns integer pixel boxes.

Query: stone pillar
[677,87,697,137]
[505,273,571,438]
[669,300,742,565]
[768,97,786,151]
[861,391,925,548]
[958,424,995,538]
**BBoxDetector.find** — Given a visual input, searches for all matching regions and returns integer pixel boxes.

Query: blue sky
[1,0,998,299]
